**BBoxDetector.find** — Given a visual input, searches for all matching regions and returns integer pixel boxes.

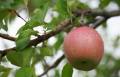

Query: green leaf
[0,65,11,77]
[17,20,40,34]
[24,0,29,5]
[114,0,120,6]
[31,3,49,22]
[1,70,10,77]
[31,0,50,9]
[22,48,34,67]
[56,0,69,18]
[44,16,62,30]
[54,69,60,77]
[0,10,9,20]
[10,0,24,9]
[7,48,33,67]
[0,1,12,10]
[2,17,8,31]
[0,19,8,31]
[0,65,11,72]
[76,1,89,9]
[54,33,64,51]
[0,21,4,29]
[17,0,50,33]
[62,63,73,77]
[0,10,9,31]
[40,46,54,56]
[99,0,111,8]
[15,67,36,77]
[17,7,48,33]
[7,51,22,67]
[0,0,23,10]
[16,29,38,50]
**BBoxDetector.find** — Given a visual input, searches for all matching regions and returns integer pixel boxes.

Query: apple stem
[79,13,86,26]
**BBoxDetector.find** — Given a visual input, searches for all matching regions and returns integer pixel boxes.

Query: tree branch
[90,16,107,28]
[0,33,16,41]
[0,19,72,57]
[38,54,65,77]
[29,10,120,46]
[0,9,120,59]
[73,10,120,18]
[29,19,72,46]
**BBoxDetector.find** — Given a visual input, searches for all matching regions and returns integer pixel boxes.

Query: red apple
[63,26,104,71]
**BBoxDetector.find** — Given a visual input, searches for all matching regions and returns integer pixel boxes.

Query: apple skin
[63,26,104,71]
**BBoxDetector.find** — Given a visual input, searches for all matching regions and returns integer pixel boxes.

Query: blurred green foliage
[0,0,120,77]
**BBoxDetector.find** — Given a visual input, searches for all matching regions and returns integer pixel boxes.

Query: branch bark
[29,19,72,46]
[73,10,120,18]
[38,55,65,77]
[0,33,16,41]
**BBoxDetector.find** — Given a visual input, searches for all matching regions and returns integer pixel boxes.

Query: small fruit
[63,26,104,71]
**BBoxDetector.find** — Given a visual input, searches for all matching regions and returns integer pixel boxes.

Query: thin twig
[90,16,107,28]
[38,55,65,77]
[12,10,27,22]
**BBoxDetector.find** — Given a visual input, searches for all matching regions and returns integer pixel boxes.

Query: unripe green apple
[63,26,104,71]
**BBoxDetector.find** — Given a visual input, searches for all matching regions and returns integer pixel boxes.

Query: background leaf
[99,0,111,8]
[16,29,38,50]
[40,46,54,56]
[7,48,34,67]
[0,65,11,72]
[114,0,120,6]
[1,70,10,77]
[56,0,69,18]
[54,33,64,51]
[15,67,36,77]
[62,63,73,77]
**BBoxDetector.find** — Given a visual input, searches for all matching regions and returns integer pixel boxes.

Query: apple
[63,26,104,71]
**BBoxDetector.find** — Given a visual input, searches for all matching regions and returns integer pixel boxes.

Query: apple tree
[0,0,120,77]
